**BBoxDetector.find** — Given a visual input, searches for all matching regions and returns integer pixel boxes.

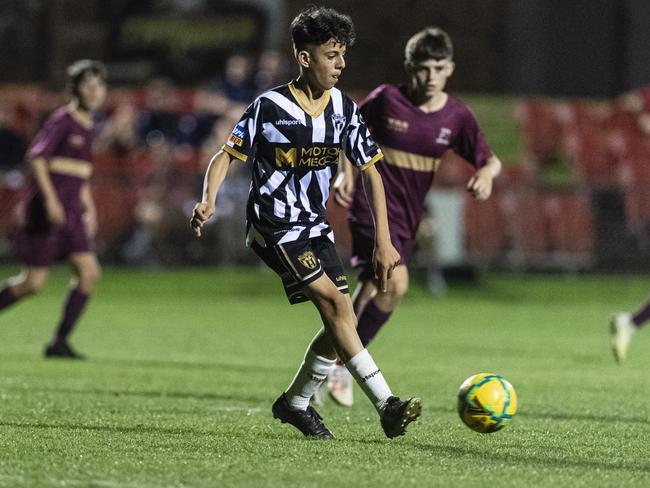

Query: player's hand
[190,202,215,237]
[83,212,98,239]
[45,196,66,225]
[332,170,354,208]
[466,167,494,201]
[373,242,401,293]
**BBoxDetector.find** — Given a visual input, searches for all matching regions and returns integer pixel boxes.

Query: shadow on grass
[0,352,290,375]
[0,419,218,437]
[521,409,650,425]
[405,442,650,474]
[0,419,300,443]
[5,384,269,404]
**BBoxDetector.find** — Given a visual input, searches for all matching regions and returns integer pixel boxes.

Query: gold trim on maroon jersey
[48,157,92,179]
[380,146,441,172]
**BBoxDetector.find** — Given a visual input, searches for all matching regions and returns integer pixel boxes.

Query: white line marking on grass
[44,477,180,488]
[207,405,263,414]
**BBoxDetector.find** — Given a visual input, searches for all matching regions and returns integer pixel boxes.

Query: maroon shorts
[349,222,414,282]
[18,198,91,267]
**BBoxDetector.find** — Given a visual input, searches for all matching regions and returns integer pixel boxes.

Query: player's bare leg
[0,267,50,311]
[277,273,420,438]
[45,252,101,359]
[328,265,410,407]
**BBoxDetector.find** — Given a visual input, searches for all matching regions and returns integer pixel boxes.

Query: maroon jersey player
[327,28,502,406]
[0,60,107,359]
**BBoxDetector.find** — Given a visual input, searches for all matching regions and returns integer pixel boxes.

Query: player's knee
[319,292,350,323]
[384,278,408,305]
[393,279,409,300]
[79,264,101,291]
[22,276,46,296]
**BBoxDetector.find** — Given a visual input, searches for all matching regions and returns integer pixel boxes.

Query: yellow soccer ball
[457,373,517,433]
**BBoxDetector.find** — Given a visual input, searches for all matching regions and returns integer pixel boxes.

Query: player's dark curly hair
[290,6,355,51]
[405,27,454,64]
[66,59,107,97]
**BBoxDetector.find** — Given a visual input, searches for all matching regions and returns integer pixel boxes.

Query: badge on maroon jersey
[435,127,451,144]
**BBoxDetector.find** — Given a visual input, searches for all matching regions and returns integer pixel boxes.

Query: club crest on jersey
[436,127,452,145]
[331,113,346,132]
[298,250,318,270]
[68,134,85,147]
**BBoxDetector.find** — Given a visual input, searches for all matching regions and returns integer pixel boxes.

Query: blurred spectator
[96,101,139,155]
[210,53,256,104]
[254,49,290,93]
[138,77,180,145]
[0,101,27,171]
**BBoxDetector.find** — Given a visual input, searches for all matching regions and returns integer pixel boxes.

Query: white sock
[346,348,392,412]
[285,349,336,411]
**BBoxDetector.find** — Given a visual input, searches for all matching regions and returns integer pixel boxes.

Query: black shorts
[251,235,349,304]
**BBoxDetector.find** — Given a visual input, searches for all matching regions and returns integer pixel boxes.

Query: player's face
[303,39,346,91]
[77,73,107,112]
[407,58,454,99]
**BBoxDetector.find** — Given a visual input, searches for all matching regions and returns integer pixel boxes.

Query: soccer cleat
[380,396,422,438]
[327,364,354,407]
[272,393,334,439]
[44,340,86,360]
[610,312,636,362]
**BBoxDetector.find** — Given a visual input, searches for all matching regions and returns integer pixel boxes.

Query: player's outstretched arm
[190,150,235,237]
[30,157,65,225]
[466,155,502,201]
[360,165,400,292]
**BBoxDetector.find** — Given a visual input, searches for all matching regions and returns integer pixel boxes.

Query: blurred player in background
[191,6,421,439]
[0,60,107,359]
[327,28,502,406]
[611,299,650,361]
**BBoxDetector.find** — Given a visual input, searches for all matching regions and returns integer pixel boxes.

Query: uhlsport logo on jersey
[436,127,452,145]
[275,146,340,169]
[298,250,318,269]
[331,113,346,132]
[276,118,301,126]
[228,123,245,146]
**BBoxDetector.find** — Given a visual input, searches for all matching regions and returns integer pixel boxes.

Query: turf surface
[0,267,649,487]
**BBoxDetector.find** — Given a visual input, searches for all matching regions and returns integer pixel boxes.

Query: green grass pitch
[0,266,649,487]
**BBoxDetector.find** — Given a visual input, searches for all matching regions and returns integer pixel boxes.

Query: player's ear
[296,49,311,69]
[446,61,456,77]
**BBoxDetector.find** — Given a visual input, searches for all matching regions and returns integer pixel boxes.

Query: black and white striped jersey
[222,81,382,247]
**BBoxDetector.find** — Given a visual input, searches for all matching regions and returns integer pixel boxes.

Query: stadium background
[1,0,650,274]
[1,2,650,487]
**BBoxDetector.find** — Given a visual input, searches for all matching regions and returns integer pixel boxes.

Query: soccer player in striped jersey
[0,60,107,359]
[191,6,421,439]
[327,28,503,406]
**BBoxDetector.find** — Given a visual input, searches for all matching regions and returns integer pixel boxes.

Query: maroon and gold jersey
[350,84,492,242]
[27,106,95,212]
[18,106,97,265]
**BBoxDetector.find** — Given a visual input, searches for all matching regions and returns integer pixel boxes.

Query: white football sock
[346,348,392,412]
[285,349,336,411]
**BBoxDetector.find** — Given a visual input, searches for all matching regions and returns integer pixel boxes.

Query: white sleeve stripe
[261,91,306,125]
[262,122,291,143]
